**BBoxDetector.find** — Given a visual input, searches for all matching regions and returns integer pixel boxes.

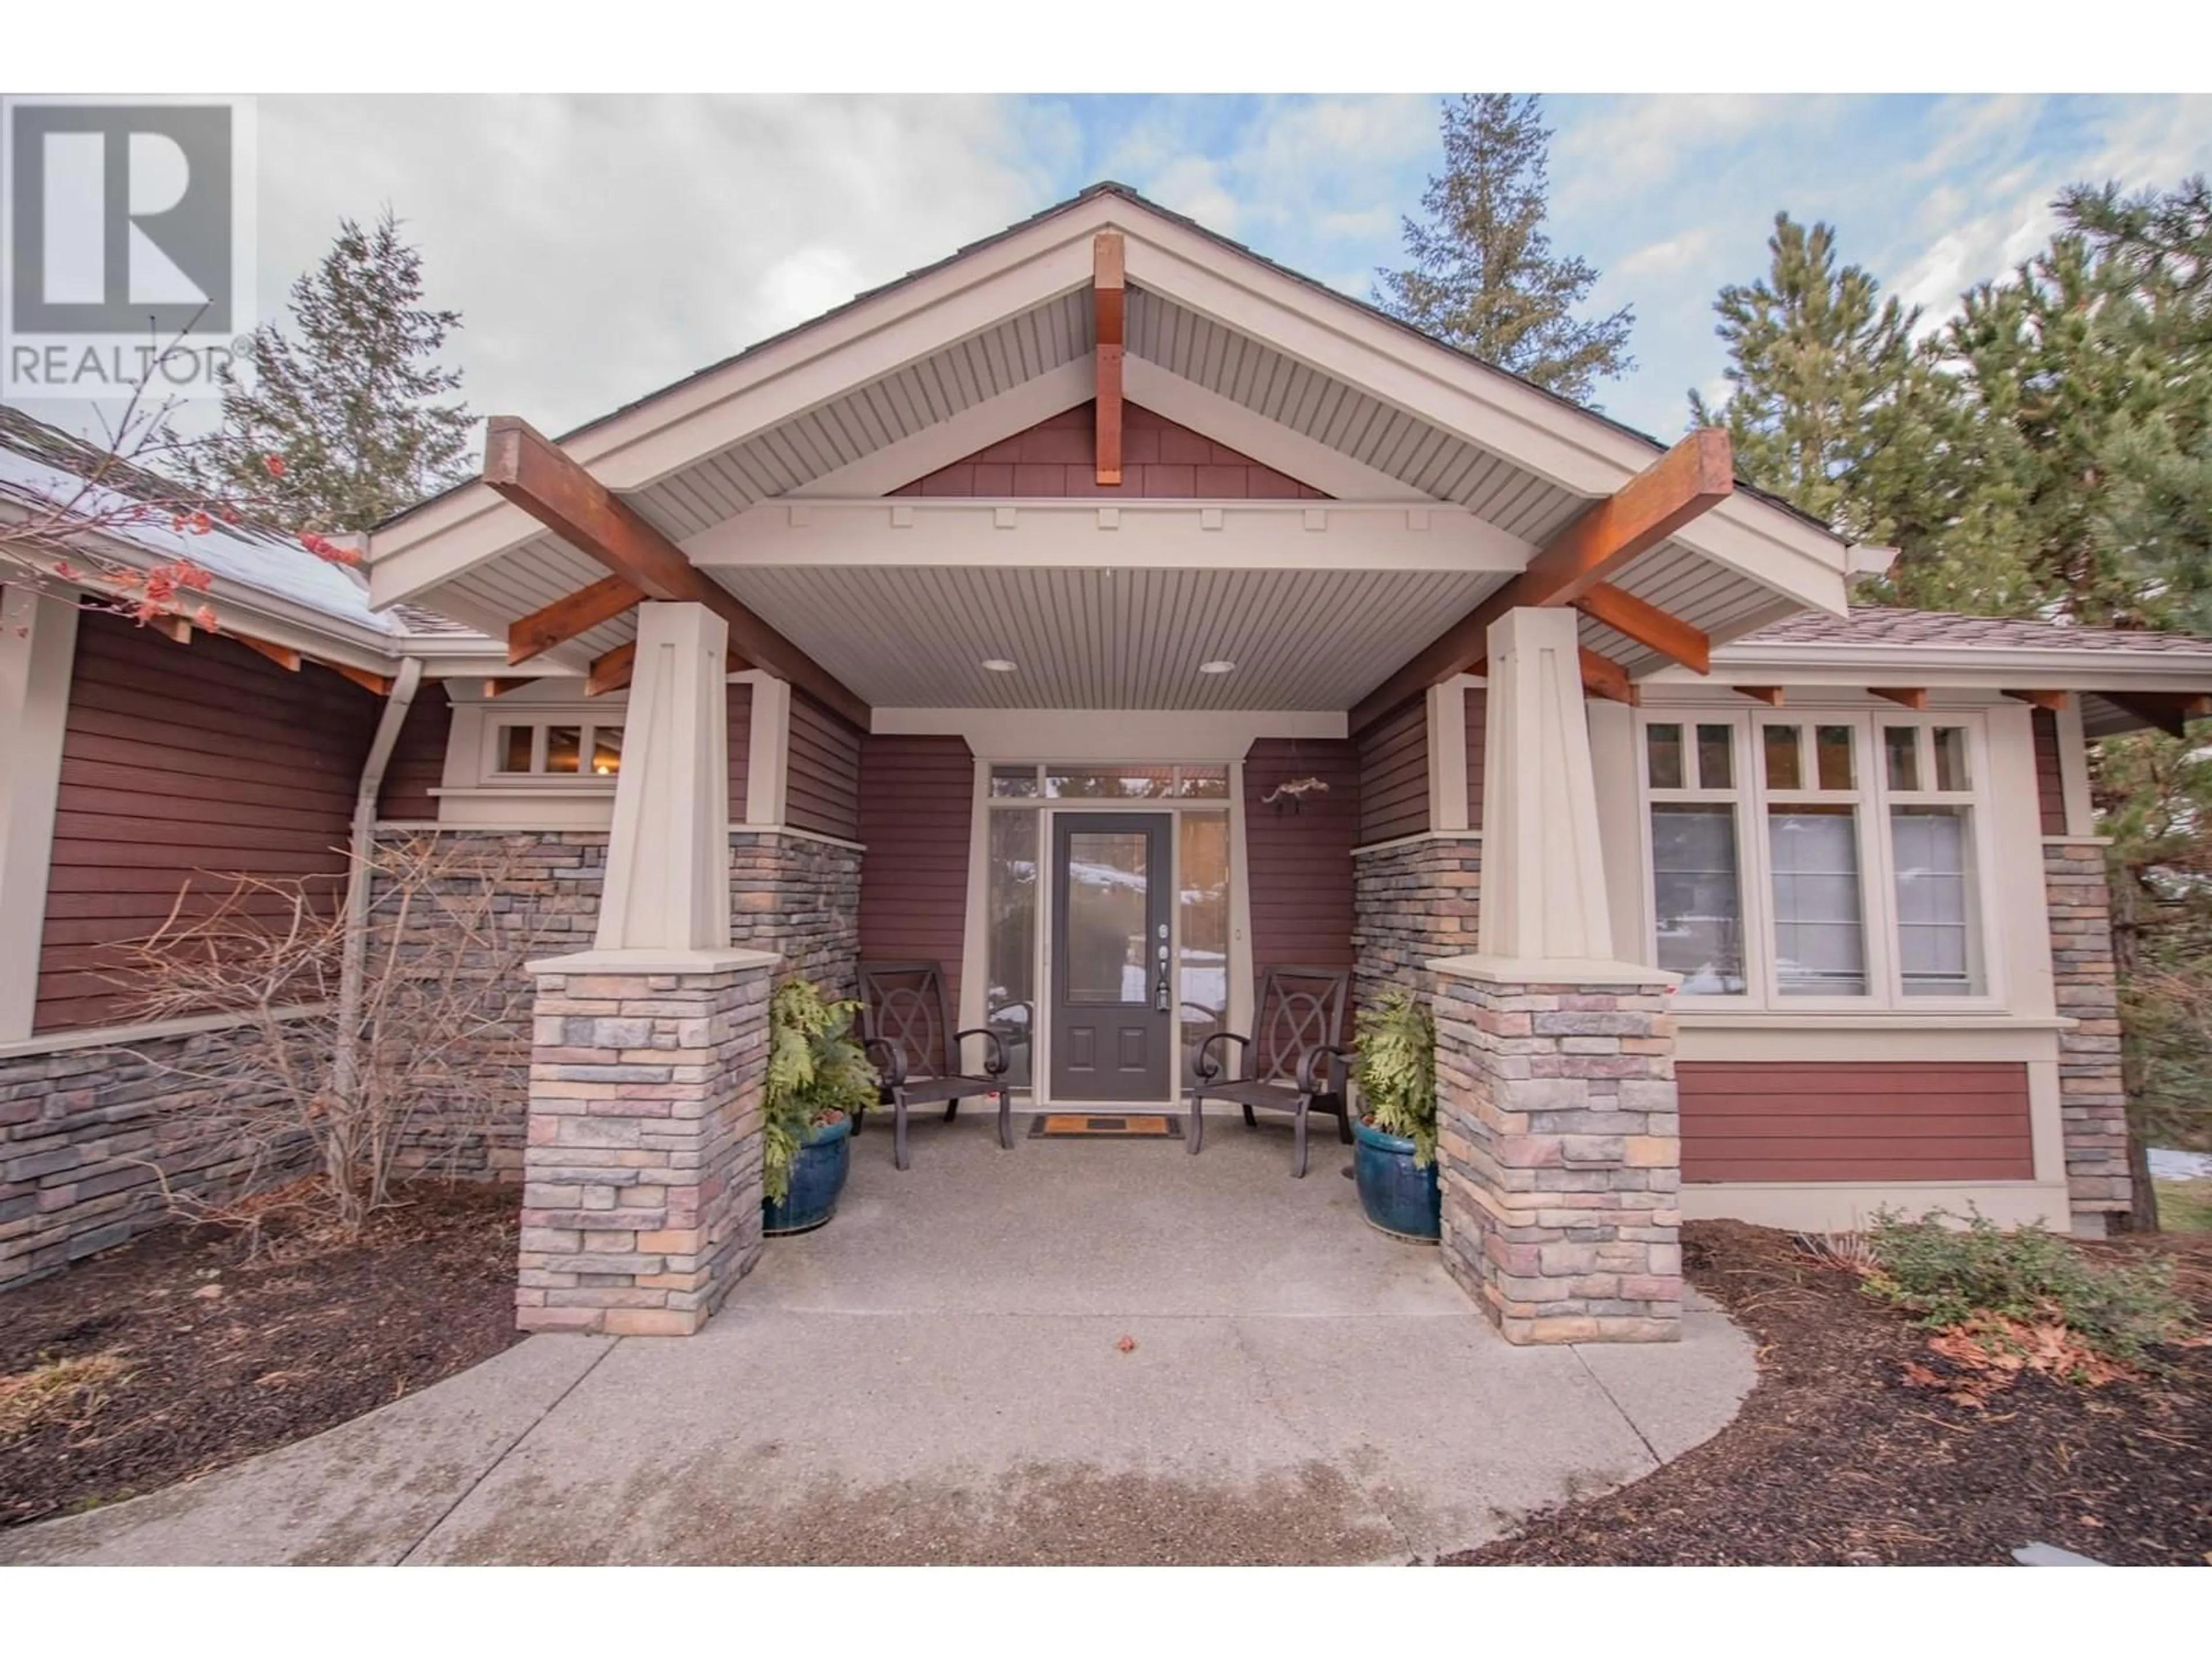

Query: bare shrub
[118,833,551,1237]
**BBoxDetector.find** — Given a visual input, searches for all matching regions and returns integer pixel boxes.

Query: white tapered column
[1476,605,1617,967]
[596,601,732,954]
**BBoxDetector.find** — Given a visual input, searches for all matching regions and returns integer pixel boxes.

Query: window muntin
[493,719,623,779]
[1640,710,1997,1008]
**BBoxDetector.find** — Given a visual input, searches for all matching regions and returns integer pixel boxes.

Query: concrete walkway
[1,1115,1754,1565]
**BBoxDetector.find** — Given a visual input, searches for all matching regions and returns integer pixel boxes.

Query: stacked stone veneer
[516,956,774,1334]
[730,831,862,1002]
[1433,965,1681,1344]
[2044,841,2131,1231]
[1351,835,1482,1007]
[1,1025,315,1289]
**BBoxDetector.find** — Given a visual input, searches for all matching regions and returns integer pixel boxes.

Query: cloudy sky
[224,93,2211,446]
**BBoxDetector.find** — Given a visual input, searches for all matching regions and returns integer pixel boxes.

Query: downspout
[331,655,425,1114]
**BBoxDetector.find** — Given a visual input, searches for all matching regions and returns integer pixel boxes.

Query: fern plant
[763,978,877,1205]
[1353,988,1438,1168]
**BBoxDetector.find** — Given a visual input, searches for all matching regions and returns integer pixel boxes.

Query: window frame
[1634,707,2004,1014]
[480,710,626,786]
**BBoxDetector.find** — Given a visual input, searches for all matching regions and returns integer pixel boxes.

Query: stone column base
[514,948,775,1336]
[1431,954,1682,1344]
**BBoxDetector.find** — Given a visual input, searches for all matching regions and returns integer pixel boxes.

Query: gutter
[331,654,425,1115]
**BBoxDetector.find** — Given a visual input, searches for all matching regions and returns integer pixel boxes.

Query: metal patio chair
[1185,965,1354,1177]
[857,960,1027,1171]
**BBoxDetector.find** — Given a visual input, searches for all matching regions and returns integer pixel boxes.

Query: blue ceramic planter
[1353,1116,1441,1243]
[763,1113,853,1236]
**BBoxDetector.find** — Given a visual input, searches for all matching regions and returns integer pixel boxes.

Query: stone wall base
[731,831,862,1001]
[1352,835,1481,1008]
[516,957,772,1336]
[1434,962,1681,1344]
[2044,842,2131,1224]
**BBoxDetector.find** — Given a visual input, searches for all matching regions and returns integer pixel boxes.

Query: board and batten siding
[375,682,452,821]
[2031,707,2067,836]
[1244,737,1359,974]
[1355,699,1428,844]
[855,735,974,1018]
[37,612,380,1032]
[1679,1060,2036,1183]
[786,691,860,841]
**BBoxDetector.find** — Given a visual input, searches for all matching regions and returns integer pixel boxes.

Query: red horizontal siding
[1680,1060,2036,1184]
[2031,707,2067,836]
[1245,737,1358,974]
[857,736,974,1018]
[725,681,752,822]
[36,612,379,1032]
[1357,698,1427,844]
[1464,686,1487,829]
[376,682,452,821]
[891,402,1330,499]
[786,690,861,840]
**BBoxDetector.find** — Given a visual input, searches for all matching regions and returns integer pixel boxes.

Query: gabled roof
[1741,605,2212,658]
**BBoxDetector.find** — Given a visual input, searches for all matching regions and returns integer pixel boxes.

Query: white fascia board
[1675,643,2212,690]
[1119,214,1853,613]
[874,706,1343,760]
[683,498,1530,573]
[368,210,1113,606]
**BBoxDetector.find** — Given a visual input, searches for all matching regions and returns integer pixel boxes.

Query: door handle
[1154,978,1169,1013]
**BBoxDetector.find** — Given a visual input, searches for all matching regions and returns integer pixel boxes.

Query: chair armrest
[954,1025,1011,1078]
[1194,1030,1251,1084]
[863,1036,907,1088]
[1297,1043,1354,1096]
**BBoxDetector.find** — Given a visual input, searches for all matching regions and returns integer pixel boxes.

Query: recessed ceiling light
[1198,659,1236,675]
[980,658,1018,673]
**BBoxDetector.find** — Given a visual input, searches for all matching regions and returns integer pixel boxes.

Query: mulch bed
[0,1183,524,1529]
[1450,1219,2212,1566]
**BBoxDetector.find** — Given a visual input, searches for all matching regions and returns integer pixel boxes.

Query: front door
[1050,813,1173,1102]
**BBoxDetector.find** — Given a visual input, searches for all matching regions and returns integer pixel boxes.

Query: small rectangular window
[1175,766,1230,800]
[1646,724,1685,790]
[1695,724,1734,790]
[1652,803,1745,994]
[545,726,581,775]
[498,725,534,774]
[1931,726,1971,792]
[590,728,623,777]
[1762,725,1802,791]
[1815,725,1856,790]
[1884,725,1921,792]
[990,766,1040,798]
[1045,766,1176,799]
[1892,805,1982,995]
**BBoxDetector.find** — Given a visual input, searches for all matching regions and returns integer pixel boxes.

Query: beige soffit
[367,185,1854,627]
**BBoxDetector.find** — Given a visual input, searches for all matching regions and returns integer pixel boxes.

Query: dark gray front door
[1050,813,1172,1101]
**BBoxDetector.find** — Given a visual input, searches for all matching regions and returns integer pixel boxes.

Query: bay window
[1637,709,1997,1008]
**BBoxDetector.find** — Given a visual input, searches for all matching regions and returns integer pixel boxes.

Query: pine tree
[1376,94,1634,406]
[181,211,473,534]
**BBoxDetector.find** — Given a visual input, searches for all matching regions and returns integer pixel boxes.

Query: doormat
[1027,1113,1184,1140]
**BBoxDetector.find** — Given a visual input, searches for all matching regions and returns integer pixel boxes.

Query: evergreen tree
[181,211,472,533]
[1376,94,1634,405]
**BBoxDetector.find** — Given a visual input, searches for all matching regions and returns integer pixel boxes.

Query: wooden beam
[1094,232,1126,487]
[2003,688,2068,712]
[238,635,302,672]
[483,677,535,699]
[149,616,192,644]
[1869,687,1927,709]
[508,573,643,666]
[1733,685,1785,706]
[1580,647,1639,706]
[1571,583,1710,674]
[586,640,637,699]
[326,662,393,696]
[2100,690,2212,738]
[1350,428,1733,731]
[482,416,869,729]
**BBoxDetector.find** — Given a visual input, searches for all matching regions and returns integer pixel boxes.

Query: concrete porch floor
[0,1114,1754,1566]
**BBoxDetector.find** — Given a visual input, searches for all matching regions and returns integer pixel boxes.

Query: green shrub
[1862,1207,2190,1366]
[1353,988,1437,1168]
[763,978,877,1205]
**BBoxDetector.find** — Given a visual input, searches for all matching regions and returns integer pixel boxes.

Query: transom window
[1639,711,1993,1006]
[493,719,624,779]
[990,763,1229,800]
